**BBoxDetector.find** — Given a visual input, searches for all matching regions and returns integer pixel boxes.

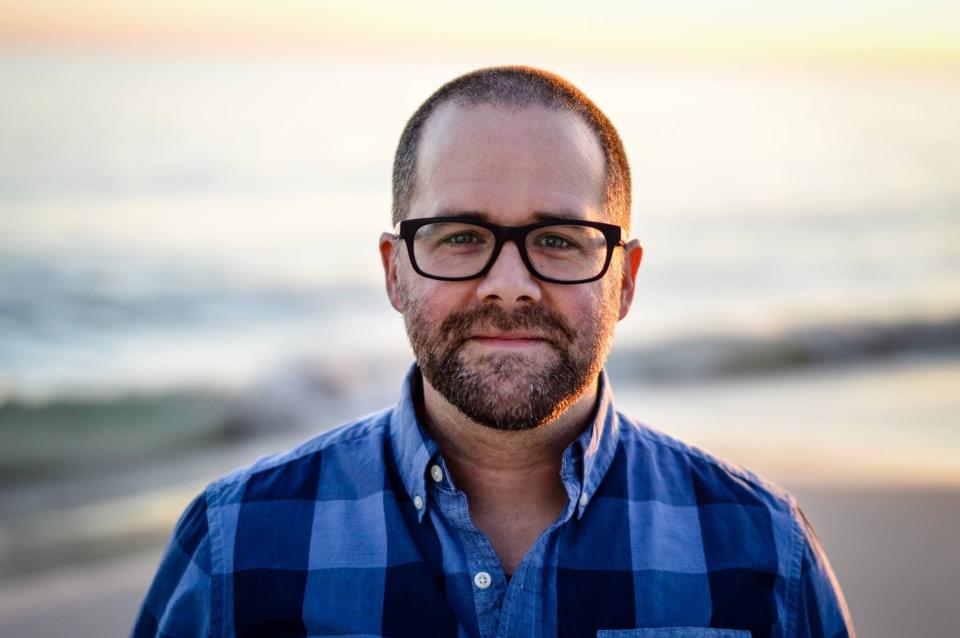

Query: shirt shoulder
[613,411,854,636]
[615,410,796,513]
[133,408,399,638]
[205,406,395,507]
[612,411,803,585]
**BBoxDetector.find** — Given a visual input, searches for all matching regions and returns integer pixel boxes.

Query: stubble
[398,280,617,431]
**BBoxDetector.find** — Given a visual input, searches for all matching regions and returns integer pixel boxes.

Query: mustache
[438,304,577,347]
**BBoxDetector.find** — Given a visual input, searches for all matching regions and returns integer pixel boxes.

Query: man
[133,66,854,638]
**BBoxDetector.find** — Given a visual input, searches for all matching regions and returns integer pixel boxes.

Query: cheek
[558,285,616,327]
[397,270,473,322]
[596,270,623,314]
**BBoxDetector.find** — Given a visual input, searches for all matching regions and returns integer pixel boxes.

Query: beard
[400,293,615,431]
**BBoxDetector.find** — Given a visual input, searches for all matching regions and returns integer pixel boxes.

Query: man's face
[381,103,640,430]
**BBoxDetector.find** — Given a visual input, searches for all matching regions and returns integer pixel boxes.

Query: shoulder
[612,412,852,634]
[204,406,395,509]
[613,411,807,578]
[615,410,796,513]
[135,409,398,637]
[192,407,396,588]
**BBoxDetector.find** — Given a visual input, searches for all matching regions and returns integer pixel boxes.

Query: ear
[617,239,643,321]
[379,232,404,313]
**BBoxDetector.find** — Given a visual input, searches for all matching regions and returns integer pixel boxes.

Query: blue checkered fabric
[132,366,854,638]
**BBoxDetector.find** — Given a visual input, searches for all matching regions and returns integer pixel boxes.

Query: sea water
[2,50,957,398]
[0,51,958,470]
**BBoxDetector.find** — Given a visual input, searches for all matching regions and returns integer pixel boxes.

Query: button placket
[436,489,505,638]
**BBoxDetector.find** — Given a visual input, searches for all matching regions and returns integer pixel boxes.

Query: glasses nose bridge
[496,224,529,246]
[487,224,532,270]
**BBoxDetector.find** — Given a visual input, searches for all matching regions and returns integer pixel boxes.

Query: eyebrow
[433,209,587,223]
[436,210,486,220]
[530,210,585,223]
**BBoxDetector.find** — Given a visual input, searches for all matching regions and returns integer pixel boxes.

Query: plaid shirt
[132,366,854,638]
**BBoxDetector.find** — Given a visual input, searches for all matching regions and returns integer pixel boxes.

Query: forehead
[412,103,607,221]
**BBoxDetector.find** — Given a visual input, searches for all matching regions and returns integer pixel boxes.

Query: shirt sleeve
[131,492,213,638]
[793,507,856,638]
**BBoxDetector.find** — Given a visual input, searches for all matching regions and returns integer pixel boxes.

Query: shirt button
[474,571,492,589]
[579,493,589,506]
[430,464,443,483]
[414,495,424,510]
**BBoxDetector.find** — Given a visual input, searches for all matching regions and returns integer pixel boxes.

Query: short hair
[391,66,631,231]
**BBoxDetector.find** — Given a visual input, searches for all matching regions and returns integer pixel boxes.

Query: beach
[1,44,958,637]
[2,486,957,637]
[1,355,957,637]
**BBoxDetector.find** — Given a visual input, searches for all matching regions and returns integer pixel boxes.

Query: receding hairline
[391,66,631,232]
[412,101,608,213]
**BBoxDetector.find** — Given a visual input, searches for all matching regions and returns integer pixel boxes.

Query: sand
[2,357,957,636]
[0,486,956,637]
[792,487,960,638]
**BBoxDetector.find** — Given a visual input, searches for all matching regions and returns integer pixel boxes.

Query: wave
[0,357,405,486]
[0,390,241,485]
[607,315,960,382]
[3,316,956,487]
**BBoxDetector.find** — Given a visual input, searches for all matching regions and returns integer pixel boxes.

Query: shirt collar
[388,366,438,523]
[569,369,620,518]
[388,364,621,523]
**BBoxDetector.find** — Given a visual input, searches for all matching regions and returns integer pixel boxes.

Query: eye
[536,233,577,250]
[442,231,485,245]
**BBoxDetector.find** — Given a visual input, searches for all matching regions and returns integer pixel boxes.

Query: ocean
[0,49,958,485]
[0,52,959,638]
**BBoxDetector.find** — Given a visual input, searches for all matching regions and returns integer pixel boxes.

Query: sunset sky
[2,0,959,66]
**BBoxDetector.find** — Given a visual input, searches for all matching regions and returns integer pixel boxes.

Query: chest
[225,494,782,638]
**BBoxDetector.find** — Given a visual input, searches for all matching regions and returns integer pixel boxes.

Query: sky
[2,0,959,66]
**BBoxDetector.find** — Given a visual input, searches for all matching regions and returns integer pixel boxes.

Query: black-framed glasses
[397,216,626,284]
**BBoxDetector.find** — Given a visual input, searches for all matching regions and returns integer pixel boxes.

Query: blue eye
[443,232,485,245]
[536,234,576,250]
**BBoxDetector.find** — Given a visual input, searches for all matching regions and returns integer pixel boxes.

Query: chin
[466,348,557,380]
[431,351,587,431]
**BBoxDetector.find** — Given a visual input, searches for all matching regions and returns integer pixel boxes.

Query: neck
[418,373,599,574]
[419,374,599,492]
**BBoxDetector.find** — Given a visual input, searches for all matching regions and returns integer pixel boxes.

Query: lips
[438,304,577,351]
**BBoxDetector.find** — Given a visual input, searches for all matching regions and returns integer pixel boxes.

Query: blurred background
[1,1,958,636]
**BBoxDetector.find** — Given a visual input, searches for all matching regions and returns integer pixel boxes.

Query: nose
[475,240,542,306]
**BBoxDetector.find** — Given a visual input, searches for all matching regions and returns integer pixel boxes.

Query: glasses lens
[526,225,609,281]
[412,221,496,278]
